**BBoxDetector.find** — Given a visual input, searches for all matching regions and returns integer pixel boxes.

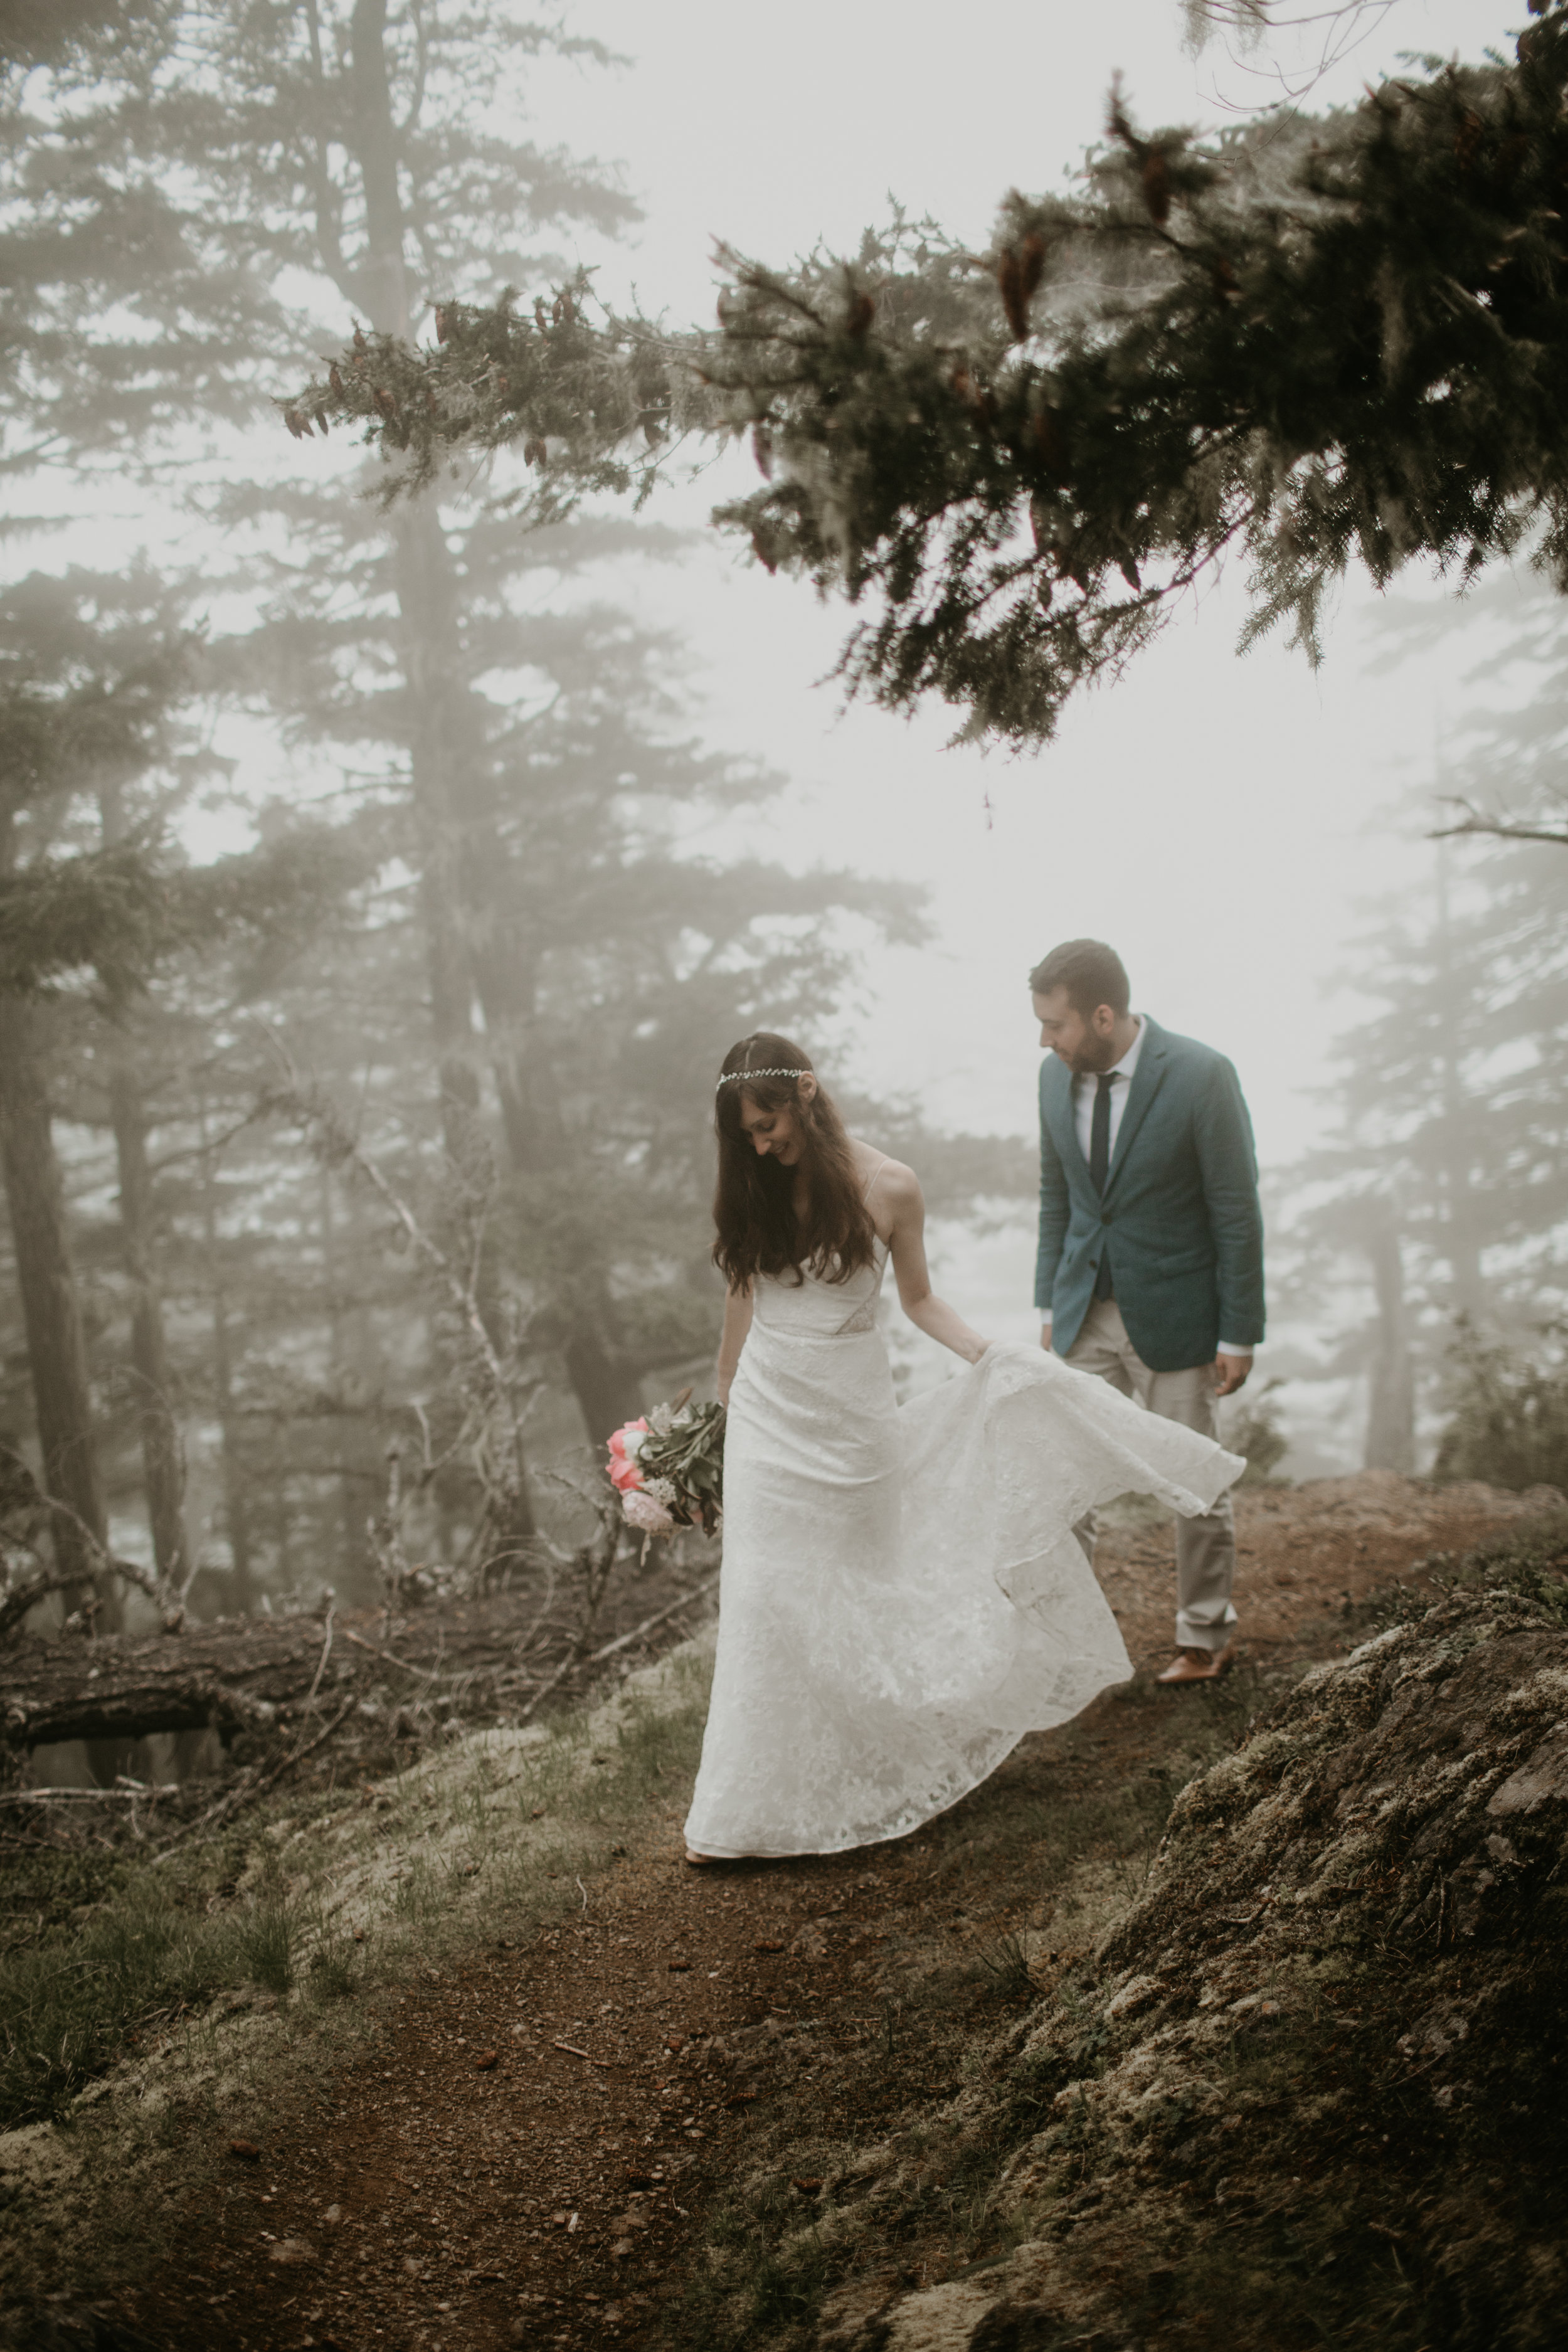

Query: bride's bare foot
[684,1846,717,1865]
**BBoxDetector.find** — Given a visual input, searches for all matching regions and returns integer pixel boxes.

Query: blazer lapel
[1041,1057,1091,1185]
[1104,1017,1170,1194]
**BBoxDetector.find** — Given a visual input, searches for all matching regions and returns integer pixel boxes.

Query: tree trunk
[475,946,647,1443]
[320,1166,374,1601]
[346,0,538,1530]
[97,783,189,1590]
[563,1324,645,1449]
[391,504,492,1165]
[107,1055,190,1588]
[349,0,488,1165]
[1433,845,1487,1317]
[0,1576,636,1752]
[0,990,117,1624]
[199,1103,255,1614]
[1364,1211,1416,1474]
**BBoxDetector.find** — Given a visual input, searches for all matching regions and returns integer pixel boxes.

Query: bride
[682,1033,1242,1865]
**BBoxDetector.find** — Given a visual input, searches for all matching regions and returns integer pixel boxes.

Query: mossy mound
[822,1552,1568,2351]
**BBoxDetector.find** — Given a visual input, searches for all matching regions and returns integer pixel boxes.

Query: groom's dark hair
[1029,939,1130,1017]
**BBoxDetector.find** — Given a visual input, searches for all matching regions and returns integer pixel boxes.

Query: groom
[1030,939,1265,1684]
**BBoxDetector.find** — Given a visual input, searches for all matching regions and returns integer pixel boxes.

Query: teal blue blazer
[1035,1017,1265,1373]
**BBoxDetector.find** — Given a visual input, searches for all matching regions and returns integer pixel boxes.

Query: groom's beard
[1057,1043,1118,1075]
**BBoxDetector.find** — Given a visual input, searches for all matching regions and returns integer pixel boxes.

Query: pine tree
[0,4,1027,1622]
[0,563,355,1619]
[1278,830,1568,1465]
[0,576,199,1621]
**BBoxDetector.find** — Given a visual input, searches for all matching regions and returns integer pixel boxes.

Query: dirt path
[122,1474,1560,2352]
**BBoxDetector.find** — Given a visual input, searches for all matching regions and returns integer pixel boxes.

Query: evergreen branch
[0,829,361,997]
[1429,797,1568,847]
[282,4,1568,748]
[278,277,719,507]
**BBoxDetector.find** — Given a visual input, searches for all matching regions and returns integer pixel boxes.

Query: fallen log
[0,1568,718,1750]
[0,1615,326,1747]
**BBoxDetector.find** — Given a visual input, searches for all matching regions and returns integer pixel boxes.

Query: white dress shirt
[1047,1015,1253,1359]
[1072,1016,1146,1163]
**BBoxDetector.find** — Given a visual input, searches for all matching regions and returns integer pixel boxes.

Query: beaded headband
[715,1067,808,1093]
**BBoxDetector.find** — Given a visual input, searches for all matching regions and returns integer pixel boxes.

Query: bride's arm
[882,1165,989,1365]
[716,1283,753,1407]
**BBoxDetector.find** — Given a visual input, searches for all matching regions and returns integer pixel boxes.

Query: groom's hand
[1212,1352,1252,1398]
[1040,1320,1052,1352]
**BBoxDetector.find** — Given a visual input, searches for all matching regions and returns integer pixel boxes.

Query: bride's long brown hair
[711,1033,877,1288]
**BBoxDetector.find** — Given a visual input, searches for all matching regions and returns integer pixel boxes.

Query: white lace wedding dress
[683,1226,1244,1861]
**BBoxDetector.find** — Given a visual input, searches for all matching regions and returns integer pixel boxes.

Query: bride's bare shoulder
[852,1143,921,1205]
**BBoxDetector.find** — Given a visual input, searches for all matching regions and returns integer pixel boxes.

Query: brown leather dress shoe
[1155,1645,1232,1684]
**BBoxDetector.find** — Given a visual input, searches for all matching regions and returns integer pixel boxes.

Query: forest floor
[4,1470,1562,2352]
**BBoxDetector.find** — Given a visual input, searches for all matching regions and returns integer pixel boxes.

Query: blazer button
[1101,1212,1112,1226]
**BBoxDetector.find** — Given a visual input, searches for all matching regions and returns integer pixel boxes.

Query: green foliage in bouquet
[636,1397,726,1536]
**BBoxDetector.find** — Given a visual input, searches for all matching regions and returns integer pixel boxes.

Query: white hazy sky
[516,0,1517,1180]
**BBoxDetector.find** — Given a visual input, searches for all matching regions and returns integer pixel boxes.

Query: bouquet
[605,1388,725,1540]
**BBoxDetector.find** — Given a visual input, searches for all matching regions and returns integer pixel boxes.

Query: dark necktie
[1089,1071,1114,1195]
[1089,1073,1115,1300]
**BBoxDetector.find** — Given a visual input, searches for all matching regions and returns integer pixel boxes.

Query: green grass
[3,1889,245,2128]
[0,1650,710,2138]
[0,1640,714,2352]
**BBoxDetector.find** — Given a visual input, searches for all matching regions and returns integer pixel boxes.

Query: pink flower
[606,1416,650,1493]
[622,1489,675,1534]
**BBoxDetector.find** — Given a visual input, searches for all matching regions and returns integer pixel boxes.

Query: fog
[529,0,1526,1381]
[0,0,1555,1650]
[526,0,1500,1128]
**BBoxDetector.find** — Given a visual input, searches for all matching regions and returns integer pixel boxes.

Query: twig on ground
[507,1562,559,1660]
[304,1601,336,1714]
[516,1572,718,1722]
[341,1623,447,1683]
[552,2038,619,2069]
[0,1784,182,1803]
[151,1695,357,1862]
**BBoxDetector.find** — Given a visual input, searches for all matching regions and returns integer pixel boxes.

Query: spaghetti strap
[861,1152,890,1205]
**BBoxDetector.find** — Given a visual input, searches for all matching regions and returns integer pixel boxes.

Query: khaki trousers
[1064,1296,1238,1654]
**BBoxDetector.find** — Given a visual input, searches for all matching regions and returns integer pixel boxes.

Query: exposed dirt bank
[813,1542,1568,2352]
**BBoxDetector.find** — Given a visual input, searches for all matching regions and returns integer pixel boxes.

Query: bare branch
[302,1599,337,1715]
[1428,798,1568,848]
[517,1570,719,1722]
[151,1695,358,1860]
[0,1443,188,1638]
